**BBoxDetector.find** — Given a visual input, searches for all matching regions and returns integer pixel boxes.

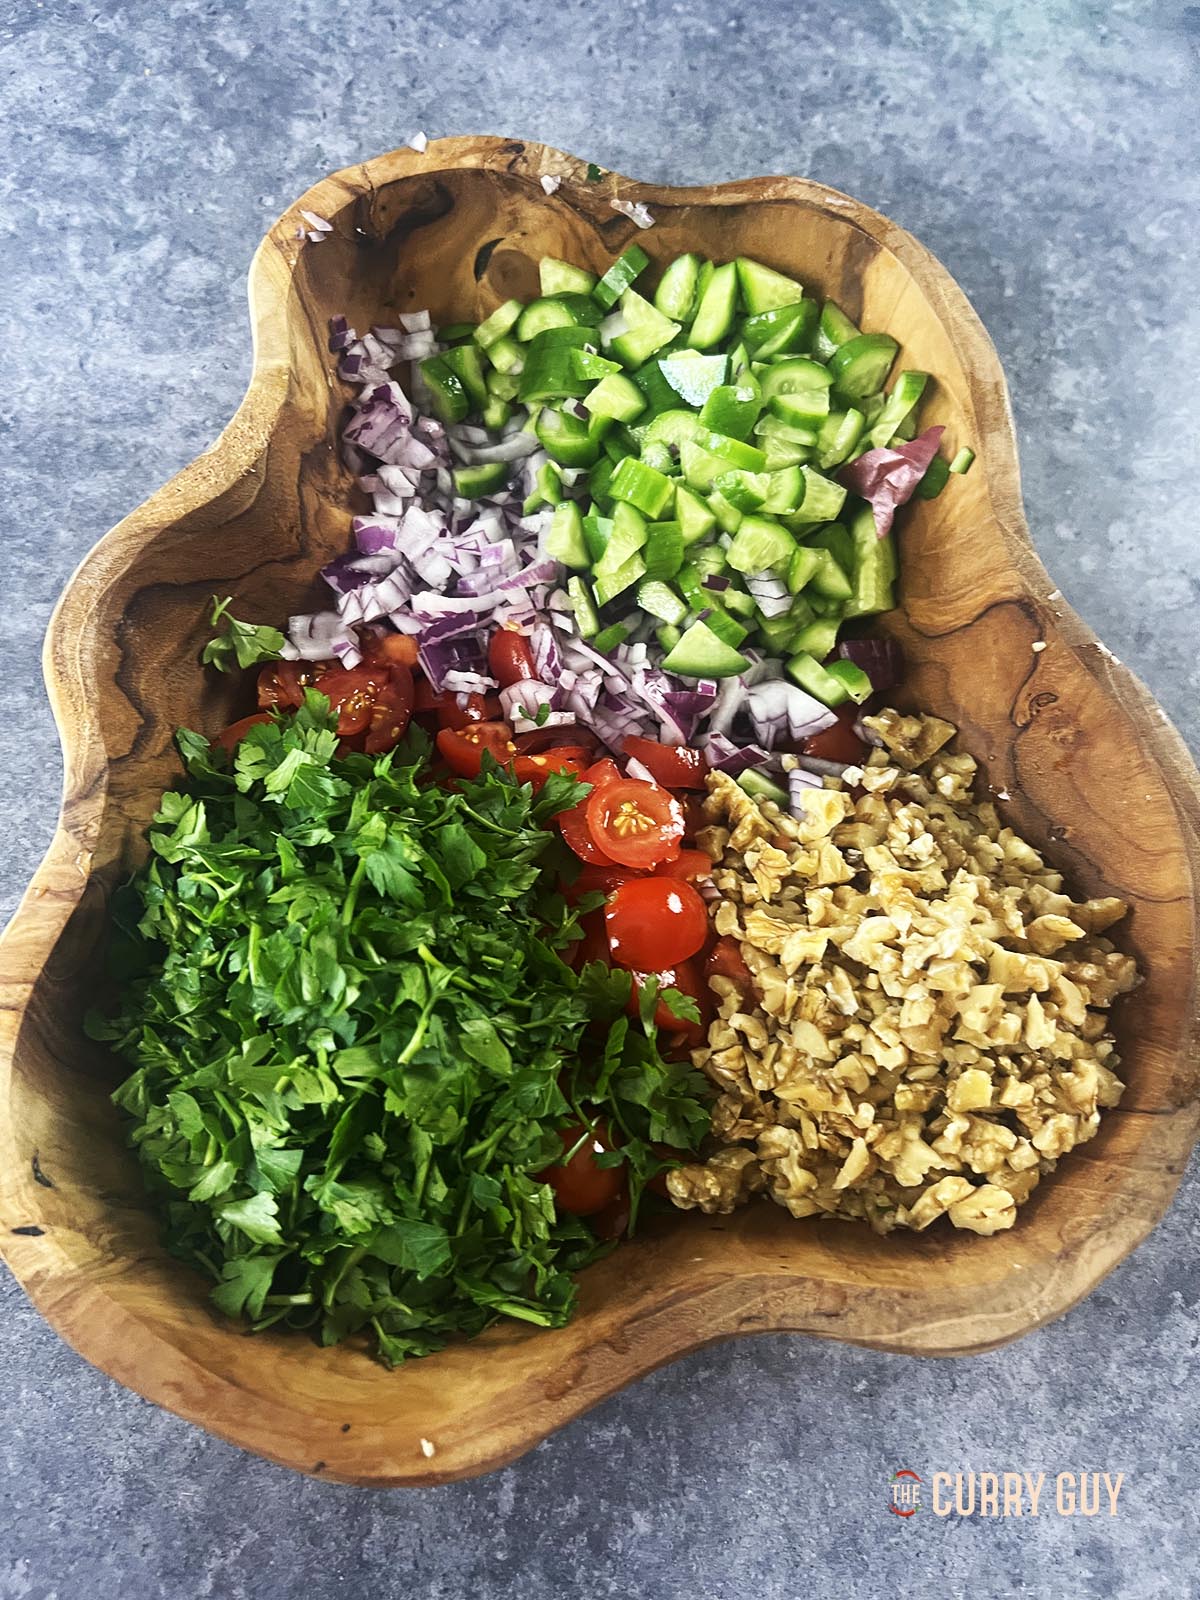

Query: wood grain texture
[1,137,1198,1486]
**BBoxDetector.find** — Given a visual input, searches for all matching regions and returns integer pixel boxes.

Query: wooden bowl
[2,137,1198,1486]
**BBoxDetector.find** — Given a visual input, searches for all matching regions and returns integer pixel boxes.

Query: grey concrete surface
[1,1,1198,1596]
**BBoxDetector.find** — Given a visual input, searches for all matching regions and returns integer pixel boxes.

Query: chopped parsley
[89,695,710,1365]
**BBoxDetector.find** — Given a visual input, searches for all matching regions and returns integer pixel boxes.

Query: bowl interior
[6,151,1198,1482]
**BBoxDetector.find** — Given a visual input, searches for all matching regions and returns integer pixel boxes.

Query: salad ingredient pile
[90,698,710,1364]
[668,712,1138,1234]
[305,244,969,775]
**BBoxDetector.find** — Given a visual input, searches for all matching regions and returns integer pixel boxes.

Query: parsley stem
[341,858,367,926]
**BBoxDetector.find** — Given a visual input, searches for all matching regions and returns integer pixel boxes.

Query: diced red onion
[839,426,945,537]
[837,635,904,692]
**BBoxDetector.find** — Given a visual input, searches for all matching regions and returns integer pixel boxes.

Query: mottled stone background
[1,1,1198,1596]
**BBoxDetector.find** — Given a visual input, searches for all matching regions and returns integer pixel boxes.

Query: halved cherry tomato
[364,665,414,754]
[512,726,601,758]
[704,935,755,999]
[605,878,709,971]
[585,779,684,870]
[557,757,623,864]
[414,680,499,731]
[257,660,316,711]
[800,704,868,765]
[563,862,647,901]
[487,626,538,688]
[584,758,622,791]
[363,631,419,667]
[622,735,709,790]
[215,712,273,752]
[313,665,389,736]
[658,848,713,882]
[436,724,585,790]
[436,721,517,778]
[515,747,589,790]
[627,956,712,1045]
[538,1122,624,1216]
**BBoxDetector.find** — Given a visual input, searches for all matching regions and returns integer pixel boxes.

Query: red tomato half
[585,779,684,870]
[539,1122,624,1216]
[363,665,414,754]
[215,712,273,752]
[436,721,517,778]
[627,957,712,1045]
[414,680,499,731]
[605,878,709,971]
[558,757,623,864]
[800,704,868,765]
[257,660,317,711]
[487,626,538,688]
[658,848,713,882]
[622,735,710,790]
[314,665,389,736]
[514,747,589,790]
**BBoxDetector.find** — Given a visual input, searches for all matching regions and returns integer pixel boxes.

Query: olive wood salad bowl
[2,137,1199,1487]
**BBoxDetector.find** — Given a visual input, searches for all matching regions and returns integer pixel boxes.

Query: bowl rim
[2,135,1199,1485]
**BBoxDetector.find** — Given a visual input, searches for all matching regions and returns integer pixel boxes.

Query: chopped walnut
[673,714,1137,1238]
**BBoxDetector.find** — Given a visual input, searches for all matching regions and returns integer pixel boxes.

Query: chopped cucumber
[659,350,729,406]
[825,659,872,703]
[473,298,524,349]
[568,576,601,638]
[522,460,563,514]
[706,488,744,534]
[516,296,598,342]
[916,454,951,500]
[867,370,929,448]
[714,469,770,513]
[540,257,598,296]
[585,372,646,422]
[790,617,841,660]
[817,407,865,468]
[786,651,851,707]
[814,301,861,360]
[640,440,675,475]
[654,253,703,322]
[443,343,489,408]
[807,521,855,575]
[643,409,708,448]
[761,464,804,514]
[592,622,632,654]
[787,546,823,595]
[537,404,602,466]
[518,328,592,404]
[487,335,525,377]
[593,553,647,605]
[582,513,614,563]
[676,483,718,544]
[630,358,682,422]
[699,381,763,441]
[593,244,650,310]
[594,501,648,575]
[808,548,853,602]
[655,621,683,653]
[572,348,622,380]
[609,455,673,518]
[688,261,738,350]
[663,619,750,679]
[797,466,847,523]
[546,501,590,568]
[643,520,685,580]
[608,288,680,368]
[950,447,976,474]
[738,769,789,806]
[481,395,513,431]
[742,299,818,358]
[828,333,899,402]
[637,578,690,626]
[454,461,509,497]
[735,257,805,314]
[726,515,796,575]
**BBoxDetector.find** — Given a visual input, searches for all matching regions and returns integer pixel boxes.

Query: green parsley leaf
[201,596,286,673]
